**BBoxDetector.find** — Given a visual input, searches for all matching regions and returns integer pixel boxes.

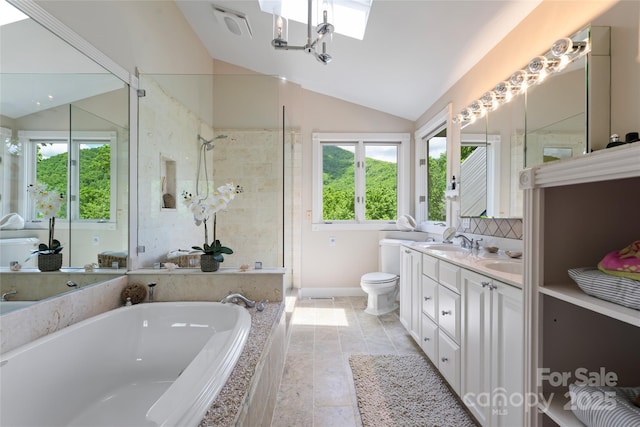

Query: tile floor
[270,296,423,427]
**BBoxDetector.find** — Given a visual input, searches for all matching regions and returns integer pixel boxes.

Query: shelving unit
[522,144,640,427]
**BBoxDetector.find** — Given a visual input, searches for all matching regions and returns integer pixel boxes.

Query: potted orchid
[26,182,65,271]
[182,183,242,272]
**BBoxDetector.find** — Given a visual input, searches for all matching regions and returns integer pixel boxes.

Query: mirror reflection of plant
[182,183,243,262]
[26,182,65,258]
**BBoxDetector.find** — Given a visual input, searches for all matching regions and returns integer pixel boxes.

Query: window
[426,128,447,222]
[414,105,452,229]
[312,133,410,230]
[20,130,117,225]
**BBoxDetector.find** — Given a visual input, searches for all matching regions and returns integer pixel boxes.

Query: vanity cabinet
[522,145,640,427]
[400,247,422,342]
[461,269,523,427]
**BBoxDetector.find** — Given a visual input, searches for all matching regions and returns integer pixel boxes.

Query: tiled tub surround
[126,267,286,303]
[0,268,122,302]
[0,270,287,427]
[0,275,128,352]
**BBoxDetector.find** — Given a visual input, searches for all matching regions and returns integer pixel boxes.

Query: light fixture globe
[551,37,573,57]
[528,56,547,74]
[509,70,526,87]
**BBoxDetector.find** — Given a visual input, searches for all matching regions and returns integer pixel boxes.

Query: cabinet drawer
[439,261,461,293]
[422,254,438,280]
[438,330,461,395]
[422,275,438,320]
[438,285,461,343]
[421,314,438,364]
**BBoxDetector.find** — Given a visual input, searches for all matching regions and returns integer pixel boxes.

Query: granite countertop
[404,242,524,288]
[200,301,284,426]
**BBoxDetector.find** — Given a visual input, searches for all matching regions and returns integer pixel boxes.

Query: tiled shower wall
[456,217,523,240]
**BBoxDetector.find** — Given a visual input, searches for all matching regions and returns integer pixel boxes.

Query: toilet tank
[379,239,414,275]
[0,238,40,267]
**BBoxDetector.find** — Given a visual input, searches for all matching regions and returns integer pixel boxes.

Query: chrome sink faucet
[221,293,256,308]
[455,234,474,249]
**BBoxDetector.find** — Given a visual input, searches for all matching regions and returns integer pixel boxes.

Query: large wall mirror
[0,0,130,313]
[458,25,609,219]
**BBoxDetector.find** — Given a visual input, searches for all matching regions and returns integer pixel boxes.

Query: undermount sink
[477,259,523,275]
[412,242,469,253]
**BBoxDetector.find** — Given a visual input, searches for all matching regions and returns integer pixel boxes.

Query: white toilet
[360,239,412,316]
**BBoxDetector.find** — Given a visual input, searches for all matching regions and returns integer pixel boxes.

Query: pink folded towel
[598,240,640,281]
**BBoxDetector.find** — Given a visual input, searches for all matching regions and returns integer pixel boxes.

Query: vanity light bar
[453,30,590,124]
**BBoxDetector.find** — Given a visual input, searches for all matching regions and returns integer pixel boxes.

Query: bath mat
[349,354,477,427]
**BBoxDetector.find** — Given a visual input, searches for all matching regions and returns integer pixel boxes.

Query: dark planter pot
[38,253,62,272]
[200,254,220,272]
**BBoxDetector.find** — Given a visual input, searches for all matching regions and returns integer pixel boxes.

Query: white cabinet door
[410,249,422,342]
[422,275,438,320]
[438,284,461,343]
[421,313,438,364]
[461,269,492,427]
[399,247,412,330]
[439,329,461,395]
[399,247,422,343]
[491,280,523,427]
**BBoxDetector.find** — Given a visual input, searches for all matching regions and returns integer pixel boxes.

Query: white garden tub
[0,301,251,426]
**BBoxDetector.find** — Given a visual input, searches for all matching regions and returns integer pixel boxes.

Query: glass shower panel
[138,74,284,269]
[69,82,129,268]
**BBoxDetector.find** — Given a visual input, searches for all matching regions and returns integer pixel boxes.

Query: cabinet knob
[424,296,431,301]
[441,310,452,316]
[424,337,430,342]
[481,281,490,288]
[488,284,498,291]
[441,357,448,363]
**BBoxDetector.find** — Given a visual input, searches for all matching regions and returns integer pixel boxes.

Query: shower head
[198,134,227,151]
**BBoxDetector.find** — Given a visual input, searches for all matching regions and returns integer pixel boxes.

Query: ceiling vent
[211,4,253,38]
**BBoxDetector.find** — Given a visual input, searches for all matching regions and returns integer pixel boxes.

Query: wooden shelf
[539,282,640,327]
[538,393,584,427]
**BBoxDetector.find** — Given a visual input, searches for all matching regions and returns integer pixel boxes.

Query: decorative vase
[38,253,62,272]
[200,254,220,272]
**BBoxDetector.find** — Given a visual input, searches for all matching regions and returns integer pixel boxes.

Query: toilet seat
[361,272,397,284]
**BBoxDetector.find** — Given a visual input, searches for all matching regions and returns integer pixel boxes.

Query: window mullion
[355,141,366,222]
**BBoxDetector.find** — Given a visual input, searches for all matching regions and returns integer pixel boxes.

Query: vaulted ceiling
[177,0,541,121]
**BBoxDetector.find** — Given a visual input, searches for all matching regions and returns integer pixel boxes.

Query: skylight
[1,0,28,27]
[259,0,372,40]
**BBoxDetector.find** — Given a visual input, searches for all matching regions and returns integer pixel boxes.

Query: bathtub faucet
[1,290,17,301]
[221,293,256,308]
[148,282,157,303]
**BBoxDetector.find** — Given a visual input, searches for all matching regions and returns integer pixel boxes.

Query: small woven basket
[171,254,202,268]
[38,253,62,271]
[98,254,127,268]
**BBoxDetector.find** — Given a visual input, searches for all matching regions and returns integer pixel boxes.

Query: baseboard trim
[298,287,366,299]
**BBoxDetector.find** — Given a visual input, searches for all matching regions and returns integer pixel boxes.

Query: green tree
[35,144,111,220]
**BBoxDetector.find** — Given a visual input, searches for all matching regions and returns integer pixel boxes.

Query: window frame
[312,132,410,231]
[414,104,454,233]
[19,130,117,229]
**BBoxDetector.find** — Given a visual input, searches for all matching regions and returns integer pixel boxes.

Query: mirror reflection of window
[426,128,447,222]
[31,139,69,220]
